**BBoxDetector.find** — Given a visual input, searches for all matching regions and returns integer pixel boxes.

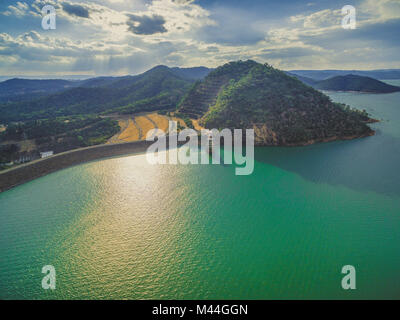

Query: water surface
[1,90,399,299]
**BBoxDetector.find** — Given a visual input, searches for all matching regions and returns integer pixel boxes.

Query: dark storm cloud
[62,3,90,19]
[126,14,167,35]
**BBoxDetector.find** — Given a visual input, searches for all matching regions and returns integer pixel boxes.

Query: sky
[0,0,399,77]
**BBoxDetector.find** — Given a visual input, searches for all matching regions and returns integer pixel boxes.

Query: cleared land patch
[136,116,156,140]
[148,113,169,133]
[107,113,189,144]
[118,119,140,142]
[171,116,187,128]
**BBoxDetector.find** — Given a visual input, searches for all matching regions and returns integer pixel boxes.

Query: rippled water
[1,89,400,299]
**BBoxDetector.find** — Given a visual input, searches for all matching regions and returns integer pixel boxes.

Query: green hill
[0,66,194,123]
[314,74,400,93]
[179,60,375,146]
[0,78,78,102]
[0,61,377,147]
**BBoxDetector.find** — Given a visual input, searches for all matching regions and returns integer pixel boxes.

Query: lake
[1,87,400,299]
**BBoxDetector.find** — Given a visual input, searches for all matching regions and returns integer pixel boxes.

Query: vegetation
[0,144,19,165]
[0,116,120,157]
[0,78,78,103]
[0,66,193,123]
[183,117,194,129]
[0,61,379,161]
[179,60,374,146]
[313,75,400,93]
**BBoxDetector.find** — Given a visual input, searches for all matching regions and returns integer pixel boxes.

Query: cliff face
[179,60,375,146]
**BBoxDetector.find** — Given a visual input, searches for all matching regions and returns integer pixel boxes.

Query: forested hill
[0,65,212,106]
[0,66,198,123]
[0,79,78,102]
[313,75,400,93]
[0,61,378,146]
[170,67,212,80]
[178,60,374,146]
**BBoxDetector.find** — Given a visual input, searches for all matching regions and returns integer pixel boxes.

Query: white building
[40,151,54,158]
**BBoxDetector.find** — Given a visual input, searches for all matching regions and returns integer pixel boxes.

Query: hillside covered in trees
[0,61,379,158]
[0,66,212,123]
[0,66,212,168]
[179,60,375,146]
[313,74,400,93]
[0,115,120,167]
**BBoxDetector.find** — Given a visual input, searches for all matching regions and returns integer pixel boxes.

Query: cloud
[171,0,195,4]
[0,0,399,75]
[290,9,342,29]
[1,1,29,17]
[126,14,167,35]
[62,3,90,18]
[361,0,400,22]
[259,0,400,69]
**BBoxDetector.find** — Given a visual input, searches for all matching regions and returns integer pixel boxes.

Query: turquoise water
[1,89,400,299]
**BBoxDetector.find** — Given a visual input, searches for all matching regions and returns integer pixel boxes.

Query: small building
[40,151,54,158]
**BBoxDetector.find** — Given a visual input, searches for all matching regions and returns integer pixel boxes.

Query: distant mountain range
[0,79,79,102]
[0,67,212,103]
[2,67,399,104]
[313,75,400,93]
[0,66,215,122]
[288,73,400,93]
[289,69,400,80]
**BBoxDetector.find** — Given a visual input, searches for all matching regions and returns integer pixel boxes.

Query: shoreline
[277,129,376,147]
[0,129,376,193]
[0,140,156,194]
[322,89,400,94]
